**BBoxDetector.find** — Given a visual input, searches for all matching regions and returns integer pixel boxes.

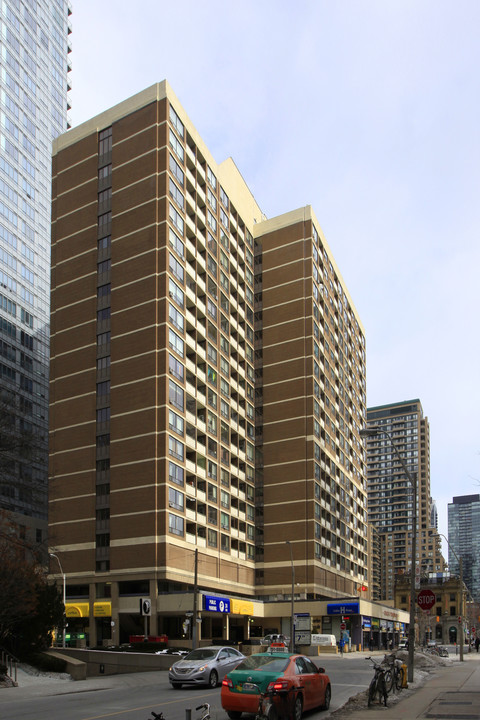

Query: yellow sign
[94,602,112,617]
[231,599,254,615]
[65,602,89,618]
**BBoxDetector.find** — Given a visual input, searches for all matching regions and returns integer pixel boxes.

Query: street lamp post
[286,540,295,653]
[438,533,464,661]
[360,425,417,683]
[49,553,66,648]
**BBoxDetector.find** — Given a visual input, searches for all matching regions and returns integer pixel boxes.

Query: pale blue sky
[72,0,480,552]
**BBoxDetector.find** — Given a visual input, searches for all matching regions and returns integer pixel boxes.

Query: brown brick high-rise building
[49,82,368,647]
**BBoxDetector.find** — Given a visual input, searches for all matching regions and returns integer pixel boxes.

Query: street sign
[295,630,311,645]
[340,622,346,630]
[417,589,436,611]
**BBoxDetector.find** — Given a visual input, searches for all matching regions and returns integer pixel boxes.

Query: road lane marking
[80,691,215,719]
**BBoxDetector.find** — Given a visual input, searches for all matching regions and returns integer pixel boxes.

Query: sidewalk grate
[425,691,480,719]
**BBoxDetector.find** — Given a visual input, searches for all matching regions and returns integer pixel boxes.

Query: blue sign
[203,595,230,613]
[362,617,372,629]
[327,602,359,615]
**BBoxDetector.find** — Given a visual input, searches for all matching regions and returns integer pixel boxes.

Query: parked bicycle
[382,653,404,693]
[366,657,388,707]
[196,704,211,720]
[246,682,301,720]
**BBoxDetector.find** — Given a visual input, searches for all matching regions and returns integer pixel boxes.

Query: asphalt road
[2,648,460,720]
[0,653,379,720]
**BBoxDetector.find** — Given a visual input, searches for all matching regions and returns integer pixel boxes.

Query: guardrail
[1,648,18,684]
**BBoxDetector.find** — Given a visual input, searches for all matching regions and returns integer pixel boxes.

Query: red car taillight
[222,678,233,687]
[268,679,289,692]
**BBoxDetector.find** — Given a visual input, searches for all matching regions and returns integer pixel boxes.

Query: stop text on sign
[417,589,436,610]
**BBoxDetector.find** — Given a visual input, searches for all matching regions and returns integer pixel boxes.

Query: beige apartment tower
[49,82,368,646]
[364,399,444,601]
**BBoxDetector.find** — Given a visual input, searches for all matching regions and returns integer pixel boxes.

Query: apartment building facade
[0,0,71,550]
[364,399,444,601]
[49,82,368,647]
[255,211,368,601]
[448,494,480,604]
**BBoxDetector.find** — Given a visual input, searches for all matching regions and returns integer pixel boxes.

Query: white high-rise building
[0,0,71,549]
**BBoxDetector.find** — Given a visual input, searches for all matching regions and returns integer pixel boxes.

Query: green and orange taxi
[221,651,331,720]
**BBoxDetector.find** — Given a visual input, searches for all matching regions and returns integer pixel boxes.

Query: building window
[169,105,184,138]
[98,126,112,156]
[169,129,184,162]
[169,353,184,381]
[169,178,184,210]
[221,534,230,552]
[169,487,184,511]
[208,506,217,525]
[207,165,216,189]
[169,227,184,258]
[169,303,184,332]
[169,328,184,357]
[169,513,184,536]
[169,435,184,461]
[169,379,184,411]
[208,461,217,481]
[208,529,217,547]
[169,253,184,283]
[169,461,184,486]
[221,490,229,509]
[169,202,184,235]
[169,409,184,436]
[169,278,184,308]
[169,153,184,186]
[220,186,229,209]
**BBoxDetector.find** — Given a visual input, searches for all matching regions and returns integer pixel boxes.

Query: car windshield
[184,648,217,661]
[235,655,290,672]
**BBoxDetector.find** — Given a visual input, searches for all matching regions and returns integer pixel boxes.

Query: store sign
[94,602,112,617]
[65,602,89,618]
[231,599,253,615]
[203,595,230,613]
[327,602,359,615]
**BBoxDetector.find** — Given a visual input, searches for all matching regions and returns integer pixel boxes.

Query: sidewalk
[333,652,480,719]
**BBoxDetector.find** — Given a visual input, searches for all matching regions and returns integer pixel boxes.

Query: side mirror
[318,667,325,674]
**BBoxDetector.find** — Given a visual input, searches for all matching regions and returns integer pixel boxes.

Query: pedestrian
[339,636,344,655]
[475,637,479,653]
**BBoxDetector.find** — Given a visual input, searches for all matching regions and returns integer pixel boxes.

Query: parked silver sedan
[169,646,245,688]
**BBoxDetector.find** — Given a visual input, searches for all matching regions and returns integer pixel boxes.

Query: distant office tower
[0,0,71,549]
[448,494,480,603]
[49,82,368,646]
[364,399,444,600]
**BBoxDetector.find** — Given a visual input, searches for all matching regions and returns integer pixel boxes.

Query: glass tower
[0,0,71,549]
[448,494,480,604]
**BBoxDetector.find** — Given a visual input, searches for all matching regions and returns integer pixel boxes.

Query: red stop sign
[340,622,346,630]
[417,589,436,610]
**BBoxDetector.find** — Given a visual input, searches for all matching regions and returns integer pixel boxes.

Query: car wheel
[293,694,303,720]
[321,685,331,711]
[171,682,182,689]
[227,713,242,720]
[208,670,218,688]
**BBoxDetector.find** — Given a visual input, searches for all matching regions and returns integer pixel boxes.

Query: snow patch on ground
[328,651,452,718]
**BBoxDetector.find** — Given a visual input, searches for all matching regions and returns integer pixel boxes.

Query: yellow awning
[94,601,112,617]
[65,602,89,618]
[231,599,254,615]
